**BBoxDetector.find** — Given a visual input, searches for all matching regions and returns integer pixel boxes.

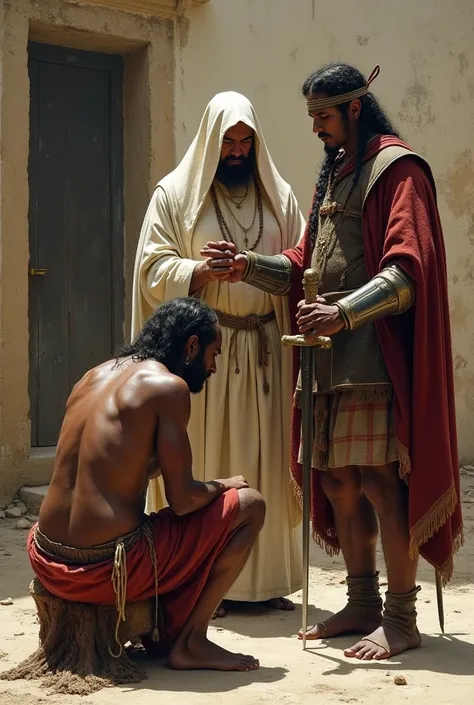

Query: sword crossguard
[281,334,332,349]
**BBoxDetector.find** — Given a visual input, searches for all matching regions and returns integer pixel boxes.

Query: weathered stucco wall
[1,0,473,503]
[174,0,474,461]
[0,0,175,504]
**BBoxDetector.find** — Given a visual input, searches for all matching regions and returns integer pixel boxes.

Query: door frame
[28,41,125,446]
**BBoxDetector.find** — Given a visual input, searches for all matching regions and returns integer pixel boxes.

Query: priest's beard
[216,148,256,188]
[182,349,211,394]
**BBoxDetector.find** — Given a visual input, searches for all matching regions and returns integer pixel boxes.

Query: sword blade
[300,345,315,650]
[435,570,445,634]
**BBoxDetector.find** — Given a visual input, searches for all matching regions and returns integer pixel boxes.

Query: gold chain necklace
[221,183,258,236]
[216,181,250,209]
[210,180,264,251]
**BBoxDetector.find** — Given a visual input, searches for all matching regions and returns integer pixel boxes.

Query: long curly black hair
[303,63,399,246]
[116,297,218,374]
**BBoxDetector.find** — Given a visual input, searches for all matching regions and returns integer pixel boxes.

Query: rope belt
[215,309,276,394]
[34,521,160,659]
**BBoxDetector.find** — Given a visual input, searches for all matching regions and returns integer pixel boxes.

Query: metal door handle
[30,268,47,276]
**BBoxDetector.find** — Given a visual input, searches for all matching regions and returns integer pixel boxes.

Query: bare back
[39,358,185,547]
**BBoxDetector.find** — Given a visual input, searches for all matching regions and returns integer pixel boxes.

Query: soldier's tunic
[298,145,418,470]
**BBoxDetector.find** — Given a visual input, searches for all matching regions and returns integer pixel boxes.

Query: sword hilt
[282,268,332,349]
[303,268,319,304]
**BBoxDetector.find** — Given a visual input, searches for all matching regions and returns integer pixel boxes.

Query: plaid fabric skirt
[298,388,399,470]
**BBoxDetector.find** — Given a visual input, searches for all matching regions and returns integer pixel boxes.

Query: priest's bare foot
[168,635,259,671]
[298,604,381,641]
[266,597,295,611]
[344,624,422,660]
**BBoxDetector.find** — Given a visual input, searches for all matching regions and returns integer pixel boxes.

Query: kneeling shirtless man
[30,297,264,672]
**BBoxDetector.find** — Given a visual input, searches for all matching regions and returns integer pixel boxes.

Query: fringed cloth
[296,387,399,472]
[283,136,463,584]
[215,309,275,394]
[34,522,160,658]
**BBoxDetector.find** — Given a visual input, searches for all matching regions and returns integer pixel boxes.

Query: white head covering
[159,91,294,236]
[132,91,305,341]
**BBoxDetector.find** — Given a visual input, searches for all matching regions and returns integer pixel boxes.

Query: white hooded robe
[132,92,304,601]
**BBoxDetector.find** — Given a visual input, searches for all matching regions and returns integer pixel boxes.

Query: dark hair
[116,297,218,373]
[302,63,399,246]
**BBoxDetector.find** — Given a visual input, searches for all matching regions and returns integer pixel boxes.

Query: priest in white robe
[132,92,305,612]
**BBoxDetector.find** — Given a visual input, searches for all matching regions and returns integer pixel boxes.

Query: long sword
[282,268,332,649]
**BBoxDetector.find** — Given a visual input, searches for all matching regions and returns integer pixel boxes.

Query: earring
[185,355,190,366]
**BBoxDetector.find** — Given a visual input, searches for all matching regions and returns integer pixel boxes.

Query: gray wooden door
[28,43,124,447]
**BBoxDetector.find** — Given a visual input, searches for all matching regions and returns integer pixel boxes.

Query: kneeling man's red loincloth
[27,489,239,646]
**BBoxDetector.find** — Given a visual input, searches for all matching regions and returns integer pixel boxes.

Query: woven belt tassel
[215,310,275,394]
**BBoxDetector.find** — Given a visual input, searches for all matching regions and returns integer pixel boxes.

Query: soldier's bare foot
[266,597,295,611]
[344,625,422,660]
[168,635,259,671]
[298,604,382,640]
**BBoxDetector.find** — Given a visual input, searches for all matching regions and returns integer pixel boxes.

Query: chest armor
[309,151,396,392]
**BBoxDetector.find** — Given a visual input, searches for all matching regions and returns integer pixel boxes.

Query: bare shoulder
[65,362,110,408]
[120,360,190,410]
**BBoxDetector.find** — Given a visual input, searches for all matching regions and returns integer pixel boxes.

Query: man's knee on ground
[320,467,361,505]
[236,488,266,529]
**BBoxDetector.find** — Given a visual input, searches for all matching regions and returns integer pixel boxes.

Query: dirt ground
[1,472,473,705]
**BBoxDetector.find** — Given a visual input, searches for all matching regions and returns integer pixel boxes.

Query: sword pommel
[303,268,319,304]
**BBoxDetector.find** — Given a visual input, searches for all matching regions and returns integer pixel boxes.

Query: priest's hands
[296,298,345,340]
[199,241,248,284]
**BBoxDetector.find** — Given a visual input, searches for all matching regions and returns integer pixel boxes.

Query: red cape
[283,135,463,583]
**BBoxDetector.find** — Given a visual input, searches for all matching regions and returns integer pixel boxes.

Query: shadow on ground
[301,631,474,678]
[211,598,474,678]
[123,652,287,694]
